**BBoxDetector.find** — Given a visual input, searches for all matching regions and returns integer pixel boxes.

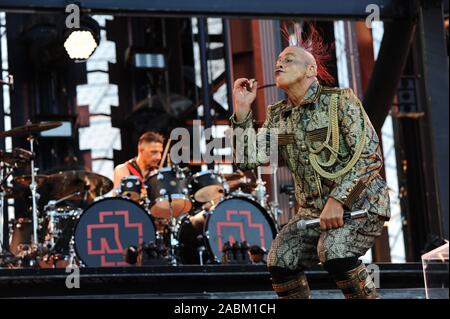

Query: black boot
[333,262,378,299]
[271,272,311,299]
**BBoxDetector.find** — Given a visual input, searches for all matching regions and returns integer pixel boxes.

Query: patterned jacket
[230,80,390,219]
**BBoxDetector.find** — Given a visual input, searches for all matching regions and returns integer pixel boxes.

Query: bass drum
[178,196,277,264]
[74,197,156,267]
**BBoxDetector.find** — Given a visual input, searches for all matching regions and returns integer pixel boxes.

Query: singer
[229,24,390,299]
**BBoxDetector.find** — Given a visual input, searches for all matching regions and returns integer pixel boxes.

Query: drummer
[113,131,164,198]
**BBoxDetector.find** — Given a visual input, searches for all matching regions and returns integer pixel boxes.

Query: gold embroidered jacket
[230,80,390,219]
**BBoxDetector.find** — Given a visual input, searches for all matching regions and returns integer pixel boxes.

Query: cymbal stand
[0,163,8,252]
[254,166,268,208]
[167,194,178,266]
[67,237,78,267]
[269,163,282,225]
[44,191,82,211]
[0,162,16,253]
[27,132,39,247]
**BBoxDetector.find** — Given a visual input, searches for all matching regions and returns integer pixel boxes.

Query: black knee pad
[323,257,360,276]
[268,266,301,283]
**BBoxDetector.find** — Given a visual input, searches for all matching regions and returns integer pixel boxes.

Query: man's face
[139,142,163,168]
[275,47,309,89]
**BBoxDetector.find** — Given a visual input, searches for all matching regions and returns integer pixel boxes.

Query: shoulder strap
[126,159,145,190]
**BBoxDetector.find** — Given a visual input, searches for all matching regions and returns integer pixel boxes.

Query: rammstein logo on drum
[74,198,156,267]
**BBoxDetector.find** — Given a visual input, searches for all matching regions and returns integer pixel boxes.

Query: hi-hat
[0,121,62,138]
[47,170,113,202]
[0,148,33,167]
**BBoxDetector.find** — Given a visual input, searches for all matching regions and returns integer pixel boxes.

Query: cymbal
[47,170,113,202]
[227,178,256,193]
[0,148,32,167]
[0,121,62,138]
[222,171,244,181]
[13,175,49,188]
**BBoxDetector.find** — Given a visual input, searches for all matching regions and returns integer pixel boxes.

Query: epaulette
[321,86,346,94]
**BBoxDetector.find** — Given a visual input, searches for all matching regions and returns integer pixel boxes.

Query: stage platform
[1,263,445,299]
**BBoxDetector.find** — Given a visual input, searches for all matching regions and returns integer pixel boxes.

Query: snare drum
[146,167,192,218]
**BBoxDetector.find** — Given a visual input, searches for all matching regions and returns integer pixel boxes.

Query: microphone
[297,209,368,230]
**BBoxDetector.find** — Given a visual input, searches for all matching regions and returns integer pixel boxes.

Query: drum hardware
[167,194,178,266]
[253,167,268,208]
[44,191,82,211]
[124,245,139,265]
[28,136,39,249]
[221,241,250,264]
[280,184,295,216]
[0,120,63,248]
[229,188,254,200]
[135,240,167,266]
[67,237,78,267]
[196,235,206,266]
[269,164,282,225]
[0,162,13,252]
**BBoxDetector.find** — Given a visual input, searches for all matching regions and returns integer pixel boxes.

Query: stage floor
[11,288,440,299]
[1,263,445,299]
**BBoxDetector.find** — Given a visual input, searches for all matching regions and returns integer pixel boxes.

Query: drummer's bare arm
[112,164,129,195]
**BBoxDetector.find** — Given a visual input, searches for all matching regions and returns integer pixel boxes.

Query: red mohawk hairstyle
[281,22,335,86]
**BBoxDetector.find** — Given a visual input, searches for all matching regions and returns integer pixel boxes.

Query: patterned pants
[267,211,385,270]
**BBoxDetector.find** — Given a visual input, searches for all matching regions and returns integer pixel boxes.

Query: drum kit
[0,121,280,268]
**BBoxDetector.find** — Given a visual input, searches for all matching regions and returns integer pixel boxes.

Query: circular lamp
[63,15,100,61]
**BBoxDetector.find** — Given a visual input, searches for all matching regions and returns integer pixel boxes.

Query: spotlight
[63,15,100,61]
